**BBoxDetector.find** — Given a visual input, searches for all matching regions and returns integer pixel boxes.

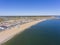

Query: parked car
[0,26,8,31]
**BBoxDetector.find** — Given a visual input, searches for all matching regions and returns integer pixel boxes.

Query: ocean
[3,19,60,45]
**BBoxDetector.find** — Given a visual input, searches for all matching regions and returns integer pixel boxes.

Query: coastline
[0,19,46,45]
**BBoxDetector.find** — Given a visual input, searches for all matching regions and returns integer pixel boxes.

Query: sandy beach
[0,19,46,45]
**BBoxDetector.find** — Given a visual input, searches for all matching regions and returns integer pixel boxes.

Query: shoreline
[0,19,46,45]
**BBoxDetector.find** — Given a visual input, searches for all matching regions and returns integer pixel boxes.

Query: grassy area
[0,18,5,22]
[0,16,53,22]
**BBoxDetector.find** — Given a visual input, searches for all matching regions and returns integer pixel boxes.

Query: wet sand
[0,19,46,45]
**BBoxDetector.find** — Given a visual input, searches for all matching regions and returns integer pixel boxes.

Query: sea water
[3,19,60,45]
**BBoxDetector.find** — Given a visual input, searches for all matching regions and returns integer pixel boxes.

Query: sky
[0,0,60,16]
